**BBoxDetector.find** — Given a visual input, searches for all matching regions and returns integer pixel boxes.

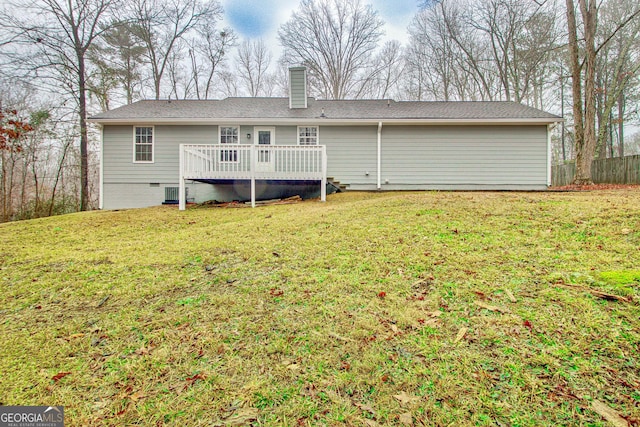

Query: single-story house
[89,67,561,210]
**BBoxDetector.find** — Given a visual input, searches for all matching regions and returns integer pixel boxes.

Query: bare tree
[236,39,273,97]
[566,0,640,184]
[219,70,239,97]
[357,40,405,99]
[0,83,80,221]
[278,0,384,99]
[473,0,559,105]
[3,0,116,211]
[189,25,236,100]
[407,4,459,100]
[593,0,640,158]
[129,0,223,99]
[407,0,559,105]
[166,41,193,99]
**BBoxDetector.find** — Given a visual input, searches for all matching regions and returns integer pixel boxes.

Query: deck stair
[327,177,348,193]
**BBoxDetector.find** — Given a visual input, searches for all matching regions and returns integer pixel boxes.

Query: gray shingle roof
[89,97,560,123]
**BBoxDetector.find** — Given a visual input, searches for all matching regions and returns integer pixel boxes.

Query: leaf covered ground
[1,190,639,426]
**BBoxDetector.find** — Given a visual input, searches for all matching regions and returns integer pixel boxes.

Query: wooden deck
[179,144,327,208]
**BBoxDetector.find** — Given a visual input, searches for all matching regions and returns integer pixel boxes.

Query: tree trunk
[566,0,587,183]
[568,0,597,185]
[78,53,90,211]
[1,150,7,222]
[580,0,597,180]
[595,73,606,159]
[618,92,624,157]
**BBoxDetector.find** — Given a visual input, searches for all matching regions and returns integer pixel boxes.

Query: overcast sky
[220,0,419,55]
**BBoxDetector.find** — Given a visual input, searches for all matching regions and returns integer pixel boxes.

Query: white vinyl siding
[101,122,549,209]
[133,126,154,163]
[380,125,548,187]
[319,124,548,189]
[104,124,217,208]
[298,126,318,145]
[289,68,307,109]
[105,125,216,184]
[321,126,377,185]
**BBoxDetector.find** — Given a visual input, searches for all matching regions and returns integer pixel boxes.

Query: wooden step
[326,177,347,193]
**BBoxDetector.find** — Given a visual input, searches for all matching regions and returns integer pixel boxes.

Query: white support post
[320,146,327,202]
[179,144,186,210]
[377,121,382,190]
[250,145,256,208]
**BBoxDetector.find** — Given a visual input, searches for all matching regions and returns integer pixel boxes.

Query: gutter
[87,117,563,126]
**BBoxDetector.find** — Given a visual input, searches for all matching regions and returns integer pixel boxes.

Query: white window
[133,126,154,163]
[298,126,318,145]
[219,126,239,162]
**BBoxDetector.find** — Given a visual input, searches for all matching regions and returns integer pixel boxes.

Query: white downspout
[99,124,104,210]
[547,124,552,187]
[179,144,186,210]
[377,121,382,190]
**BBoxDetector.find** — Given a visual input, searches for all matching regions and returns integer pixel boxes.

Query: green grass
[1,190,639,426]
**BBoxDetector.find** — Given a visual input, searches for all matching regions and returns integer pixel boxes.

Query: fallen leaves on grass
[504,289,517,302]
[326,331,353,342]
[51,372,71,382]
[474,300,510,313]
[353,401,376,416]
[553,183,640,191]
[183,373,206,390]
[5,190,640,426]
[269,288,284,297]
[591,400,630,427]
[129,390,146,402]
[65,333,85,340]
[399,412,414,425]
[454,327,468,343]
[223,407,260,426]
[553,281,631,302]
[393,391,420,405]
[546,382,580,401]
[300,383,317,398]
[409,277,434,301]
[96,295,110,308]
[134,344,156,356]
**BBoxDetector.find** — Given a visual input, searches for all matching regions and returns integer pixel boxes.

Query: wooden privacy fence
[552,155,640,186]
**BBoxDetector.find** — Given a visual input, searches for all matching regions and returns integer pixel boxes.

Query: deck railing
[179,144,327,208]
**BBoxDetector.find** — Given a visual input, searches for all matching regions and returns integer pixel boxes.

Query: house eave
[88,117,562,126]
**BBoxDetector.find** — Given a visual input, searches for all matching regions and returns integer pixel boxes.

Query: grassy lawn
[1,190,639,426]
